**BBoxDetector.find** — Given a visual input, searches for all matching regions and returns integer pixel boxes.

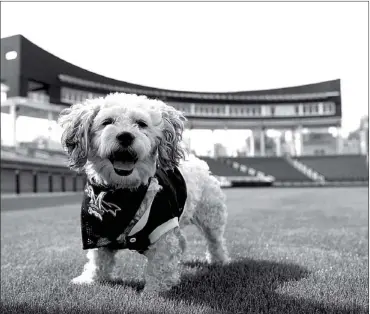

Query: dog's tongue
[113,161,135,171]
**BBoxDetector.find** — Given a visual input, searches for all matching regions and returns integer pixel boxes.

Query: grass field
[1,187,368,314]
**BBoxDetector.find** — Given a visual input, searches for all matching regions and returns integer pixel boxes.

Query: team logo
[85,186,122,221]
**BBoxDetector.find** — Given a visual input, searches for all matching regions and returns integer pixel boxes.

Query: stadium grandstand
[1,34,368,193]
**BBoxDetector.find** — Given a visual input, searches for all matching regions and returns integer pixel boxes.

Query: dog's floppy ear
[157,104,187,170]
[58,102,99,172]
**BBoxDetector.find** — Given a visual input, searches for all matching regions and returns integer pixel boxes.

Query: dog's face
[58,93,186,189]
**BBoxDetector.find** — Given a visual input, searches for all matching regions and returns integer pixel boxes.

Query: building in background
[214,143,228,158]
[342,115,369,155]
[359,116,369,156]
[301,130,338,155]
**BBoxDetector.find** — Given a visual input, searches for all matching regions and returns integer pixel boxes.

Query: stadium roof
[1,35,341,102]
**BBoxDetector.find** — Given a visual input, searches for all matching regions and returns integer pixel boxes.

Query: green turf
[1,187,368,314]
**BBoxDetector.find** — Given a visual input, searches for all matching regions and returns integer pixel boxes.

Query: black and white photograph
[0,2,368,313]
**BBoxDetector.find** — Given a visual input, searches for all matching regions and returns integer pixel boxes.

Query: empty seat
[297,155,368,181]
[199,157,245,177]
[227,157,311,182]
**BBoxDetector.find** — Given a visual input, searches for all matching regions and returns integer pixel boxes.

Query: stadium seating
[2,149,367,194]
[296,155,368,182]
[199,157,245,177]
[225,157,311,182]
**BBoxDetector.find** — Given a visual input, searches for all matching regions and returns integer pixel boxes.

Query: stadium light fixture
[5,51,17,60]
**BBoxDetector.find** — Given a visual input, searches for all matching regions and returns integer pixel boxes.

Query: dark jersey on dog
[80,167,187,254]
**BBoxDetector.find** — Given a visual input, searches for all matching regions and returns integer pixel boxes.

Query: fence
[1,155,85,194]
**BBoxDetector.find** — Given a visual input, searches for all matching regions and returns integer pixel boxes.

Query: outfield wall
[1,155,85,194]
[1,192,82,211]
[1,155,367,198]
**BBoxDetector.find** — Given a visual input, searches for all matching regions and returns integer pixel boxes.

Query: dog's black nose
[116,132,134,147]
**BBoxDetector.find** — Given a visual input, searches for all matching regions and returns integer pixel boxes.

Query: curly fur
[59,102,100,171]
[157,106,186,170]
[59,93,229,293]
[143,227,184,293]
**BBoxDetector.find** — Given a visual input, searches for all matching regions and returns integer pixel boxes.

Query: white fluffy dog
[58,93,229,293]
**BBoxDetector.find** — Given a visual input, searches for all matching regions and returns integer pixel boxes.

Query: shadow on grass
[163,258,367,314]
[1,258,367,314]
[0,304,149,314]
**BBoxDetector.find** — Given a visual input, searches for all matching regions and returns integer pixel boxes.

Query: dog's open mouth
[109,150,138,176]
[112,161,135,176]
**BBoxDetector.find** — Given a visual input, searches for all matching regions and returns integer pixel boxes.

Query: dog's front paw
[206,251,230,265]
[71,275,96,285]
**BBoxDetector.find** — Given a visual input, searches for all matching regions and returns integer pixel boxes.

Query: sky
[1,2,368,155]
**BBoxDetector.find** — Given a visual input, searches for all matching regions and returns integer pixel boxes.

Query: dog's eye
[137,120,148,128]
[102,118,114,126]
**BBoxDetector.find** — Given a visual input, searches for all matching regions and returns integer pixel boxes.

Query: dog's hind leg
[193,181,230,264]
[72,248,117,284]
[194,214,229,264]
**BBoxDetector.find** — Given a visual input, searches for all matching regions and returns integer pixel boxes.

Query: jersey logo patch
[85,185,122,221]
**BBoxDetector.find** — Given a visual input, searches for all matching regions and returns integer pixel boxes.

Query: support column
[275,135,281,156]
[260,128,266,157]
[225,105,230,116]
[318,102,324,115]
[9,103,18,147]
[294,125,303,156]
[47,111,54,149]
[249,131,255,157]
[190,103,195,115]
[336,127,343,154]
[284,130,295,155]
